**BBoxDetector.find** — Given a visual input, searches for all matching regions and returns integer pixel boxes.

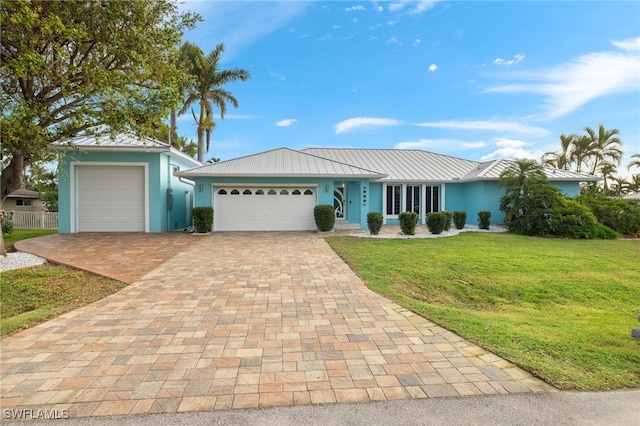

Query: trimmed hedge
[427,212,448,234]
[442,211,453,231]
[453,211,467,230]
[399,211,419,235]
[478,210,491,230]
[314,205,335,232]
[193,207,213,233]
[367,211,383,235]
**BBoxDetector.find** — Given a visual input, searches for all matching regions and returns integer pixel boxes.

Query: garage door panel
[77,165,145,232]
[214,187,316,231]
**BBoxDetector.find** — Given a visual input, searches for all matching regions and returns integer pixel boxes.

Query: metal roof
[52,133,201,167]
[7,189,39,198]
[302,148,478,182]
[460,159,600,181]
[56,133,170,148]
[176,147,387,178]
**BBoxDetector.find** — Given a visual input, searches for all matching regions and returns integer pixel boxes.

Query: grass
[326,233,640,391]
[3,229,57,251]
[1,229,126,337]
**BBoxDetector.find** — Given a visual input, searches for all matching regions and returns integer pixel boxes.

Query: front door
[334,185,346,220]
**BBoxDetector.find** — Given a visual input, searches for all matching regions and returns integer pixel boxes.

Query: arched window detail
[304,189,314,195]
[280,189,289,195]
[243,189,252,195]
[230,189,240,195]
[218,189,227,195]
[255,189,264,195]
[292,189,301,195]
[268,189,277,195]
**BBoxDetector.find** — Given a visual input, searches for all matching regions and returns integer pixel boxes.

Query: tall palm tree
[542,133,575,170]
[584,125,623,175]
[167,42,202,148]
[628,153,640,172]
[499,158,547,195]
[569,135,593,174]
[609,177,629,197]
[598,162,617,195]
[179,43,250,162]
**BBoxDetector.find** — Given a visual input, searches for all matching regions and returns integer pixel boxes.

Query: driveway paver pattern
[2,233,554,418]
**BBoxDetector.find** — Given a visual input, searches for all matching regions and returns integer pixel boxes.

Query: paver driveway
[1,233,554,418]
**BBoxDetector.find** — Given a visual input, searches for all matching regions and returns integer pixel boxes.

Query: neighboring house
[55,135,598,233]
[623,192,640,203]
[2,189,46,212]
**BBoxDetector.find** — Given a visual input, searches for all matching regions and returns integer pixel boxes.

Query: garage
[76,165,146,232]
[213,187,317,231]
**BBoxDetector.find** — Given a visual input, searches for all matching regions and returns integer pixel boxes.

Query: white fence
[7,211,58,230]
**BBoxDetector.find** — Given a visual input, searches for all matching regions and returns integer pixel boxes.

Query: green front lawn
[326,233,640,390]
[3,229,58,251]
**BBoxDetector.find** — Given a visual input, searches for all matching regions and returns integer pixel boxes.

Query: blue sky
[178,1,640,177]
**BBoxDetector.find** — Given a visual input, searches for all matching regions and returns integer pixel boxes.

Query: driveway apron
[1,233,554,418]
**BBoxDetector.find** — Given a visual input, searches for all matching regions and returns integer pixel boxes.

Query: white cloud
[485,37,640,119]
[414,38,422,46]
[428,64,438,72]
[494,53,526,66]
[388,3,405,11]
[268,70,286,81]
[275,119,296,127]
[395,139,484,150]
[413,120,548,134]
[388,37,400,44]
[480,138,544,161]
[335,117,402,134]
[345,5,366,12]
[408,0,438,14]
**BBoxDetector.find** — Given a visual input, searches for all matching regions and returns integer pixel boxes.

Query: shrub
[427,212,448,234]
[367,211,383,235]
[314,205,335,232]
[1,211,13,235]
[399,211,418,235]
[576,195,640,236]
[192,207,213,233]
[442,211,453,231]
[478,211,491,230]
[453,211,467,230]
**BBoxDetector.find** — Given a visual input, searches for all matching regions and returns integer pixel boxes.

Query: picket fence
[7,211,58,230]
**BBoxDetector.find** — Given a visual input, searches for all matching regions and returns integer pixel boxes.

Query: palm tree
[598,162,617,195]
[569,135,593,174]
[583,125,623,175]
[609,177,629,197]
[168,42,202,148]
[628,153,640,172]
[628,174,640,193]
[542,133,574,170]
[499,158,547,195]
[179,43,250,162]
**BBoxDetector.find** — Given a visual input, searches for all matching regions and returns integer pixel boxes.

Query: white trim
[210,182,318,188]
[70,162,149,233]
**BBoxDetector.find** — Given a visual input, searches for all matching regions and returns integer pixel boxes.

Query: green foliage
[576,195,640,236]
[442,211,453,231]
[366,211,383,235]
[2,217,14,235]
[398,211,418,235]
[1,0,201,199]
[192,207,213,233]
[427,212,448,234]
[453,211,467,229]
[478,211,492,229]
[314,205,335,232]
[546,199,618,239]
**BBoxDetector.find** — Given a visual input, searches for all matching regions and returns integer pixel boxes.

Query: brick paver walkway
[1,233,554,418]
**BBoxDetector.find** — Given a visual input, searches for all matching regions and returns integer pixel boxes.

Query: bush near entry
[314,205,335,232]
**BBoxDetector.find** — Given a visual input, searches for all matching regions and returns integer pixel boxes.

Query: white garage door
[214,187,317,231]
[77,165,146,232]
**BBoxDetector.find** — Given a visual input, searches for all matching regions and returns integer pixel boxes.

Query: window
[292,189,301,195]
[16,199,33,207]
[218,189,227,195]
[243,189,252,195]
[280,189,289,195]
[230,189,240,195]
[304,189,314,195]
[268,189,277,195]
[425,186,440,213]
[255,189,264,195]
[386,185,401,216]
[406,185,420,214]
